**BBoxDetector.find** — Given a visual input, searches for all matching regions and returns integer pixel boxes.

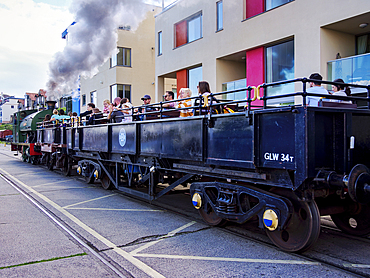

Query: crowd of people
[41,77,353,128]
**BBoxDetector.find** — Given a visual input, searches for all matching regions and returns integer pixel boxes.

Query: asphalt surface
[0,144,369,277]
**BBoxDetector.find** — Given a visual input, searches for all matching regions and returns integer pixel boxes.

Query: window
[265,0,292,11]
[110,84,131,102]
[175,12,202,48]
[265,40,294,104]
[158,31,162,56]
[82,94,86,106]
[188,66,203,97]
[90,91,97,105]
[357,33,370,55]
[111,47,131,67]
[244,0,293,19]
[216,1,223,31]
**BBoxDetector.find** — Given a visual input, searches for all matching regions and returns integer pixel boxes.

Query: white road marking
[343,264,370,268]
[0,168,165,278]
[66,207,163,212]
[33,179,71,188]
[133,254,320,265]
[63,193,118,208]
[130,221,196,255]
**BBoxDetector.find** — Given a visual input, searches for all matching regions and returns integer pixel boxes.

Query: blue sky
[0,0,173,98]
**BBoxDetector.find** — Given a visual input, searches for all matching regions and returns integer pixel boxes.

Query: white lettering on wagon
[119,128,126,147]
[264,152,294,163]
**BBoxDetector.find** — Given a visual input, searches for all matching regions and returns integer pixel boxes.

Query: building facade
[0,95,23,123]
[79,6,164,113]
[155,0,370,104]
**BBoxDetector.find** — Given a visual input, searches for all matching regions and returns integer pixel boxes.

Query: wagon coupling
[317,164,370,204]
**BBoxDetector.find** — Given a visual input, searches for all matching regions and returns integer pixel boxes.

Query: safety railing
[36,78,370,130]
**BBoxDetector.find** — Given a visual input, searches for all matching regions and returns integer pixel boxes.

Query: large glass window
[111,47,131,67]
[216,1,223,31]
[110,84,131,102]
[265,40,294,104]
[188,66,203,97]
[158,31,162,56]
[266,0,293,11]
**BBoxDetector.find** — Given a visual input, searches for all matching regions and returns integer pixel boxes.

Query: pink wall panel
[246,47,264,107]
[245,0,264,19]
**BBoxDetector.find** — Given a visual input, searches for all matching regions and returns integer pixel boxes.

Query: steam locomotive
[11,78,370,252]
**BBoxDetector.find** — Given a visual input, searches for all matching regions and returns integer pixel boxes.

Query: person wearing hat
[136,94,156,120]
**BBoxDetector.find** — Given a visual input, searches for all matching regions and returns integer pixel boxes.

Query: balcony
[328,53,370,94]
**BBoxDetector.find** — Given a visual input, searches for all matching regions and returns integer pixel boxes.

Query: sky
[0,0,174,98]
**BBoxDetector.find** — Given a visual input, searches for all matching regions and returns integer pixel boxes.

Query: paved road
[0,144,368,277]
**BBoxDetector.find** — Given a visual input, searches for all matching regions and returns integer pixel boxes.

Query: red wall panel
[175,21,187,48]
[245,0,264,19]
[176,69,188,98]
[246,47,264,107]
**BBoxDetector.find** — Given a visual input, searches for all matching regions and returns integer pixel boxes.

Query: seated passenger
[103,99,111,114]
[51,109,70,122]
[330,78,352,103]
[118,98,133,122]
[108,97,124,123]
[177,88,193,117]
[80,103,95,120]
[193,81,222,115]
[42,114,52,128]
[306,73,329,106]
[50,109,58,120]
[136,95,157,121]
[87,108,104,125]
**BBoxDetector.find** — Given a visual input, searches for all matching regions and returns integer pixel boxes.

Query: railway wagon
[24,79,370,252]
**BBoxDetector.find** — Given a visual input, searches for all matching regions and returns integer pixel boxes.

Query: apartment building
[155,0,370,105]
[79,5,166,112]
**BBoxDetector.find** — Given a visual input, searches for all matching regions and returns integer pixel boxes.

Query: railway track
[2,148,370,277]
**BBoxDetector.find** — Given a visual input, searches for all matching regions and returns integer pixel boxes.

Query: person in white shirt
[306,73,329,106]
[330,78,352,103]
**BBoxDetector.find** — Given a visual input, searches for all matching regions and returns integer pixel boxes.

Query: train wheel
[62,158,72,176]
[47,154,54,171]
[30,156,38,165]
[266,189,321,253]
[199,202,227,227]
[101,174,114,190]
[101,166,115,190]
[331,203,370,236]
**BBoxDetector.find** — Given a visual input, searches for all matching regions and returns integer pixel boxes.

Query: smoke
[46,0,150,101]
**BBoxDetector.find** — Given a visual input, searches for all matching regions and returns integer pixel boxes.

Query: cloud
[0,0,73,97]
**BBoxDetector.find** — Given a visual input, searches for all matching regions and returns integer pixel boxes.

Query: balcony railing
[328,53,370,94]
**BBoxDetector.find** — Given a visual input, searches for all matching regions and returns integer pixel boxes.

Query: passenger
[306,73,329,106]
[119,98,133,122]
[194,81,222,115]
[80,103,95,120]
[177,88,193,117]
[42,114,51,128]
[103,99,111,114]
[50,109,71,125]
[330,78,352,103]
[51,109,58,120]
[87,108,104,125]
[136,94,157,121]
[162,91,176,108]
[71,112,79,127]
[108,97,124,123]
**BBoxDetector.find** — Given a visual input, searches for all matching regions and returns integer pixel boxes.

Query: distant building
[155,0,370,104]
[0,93,23,123]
